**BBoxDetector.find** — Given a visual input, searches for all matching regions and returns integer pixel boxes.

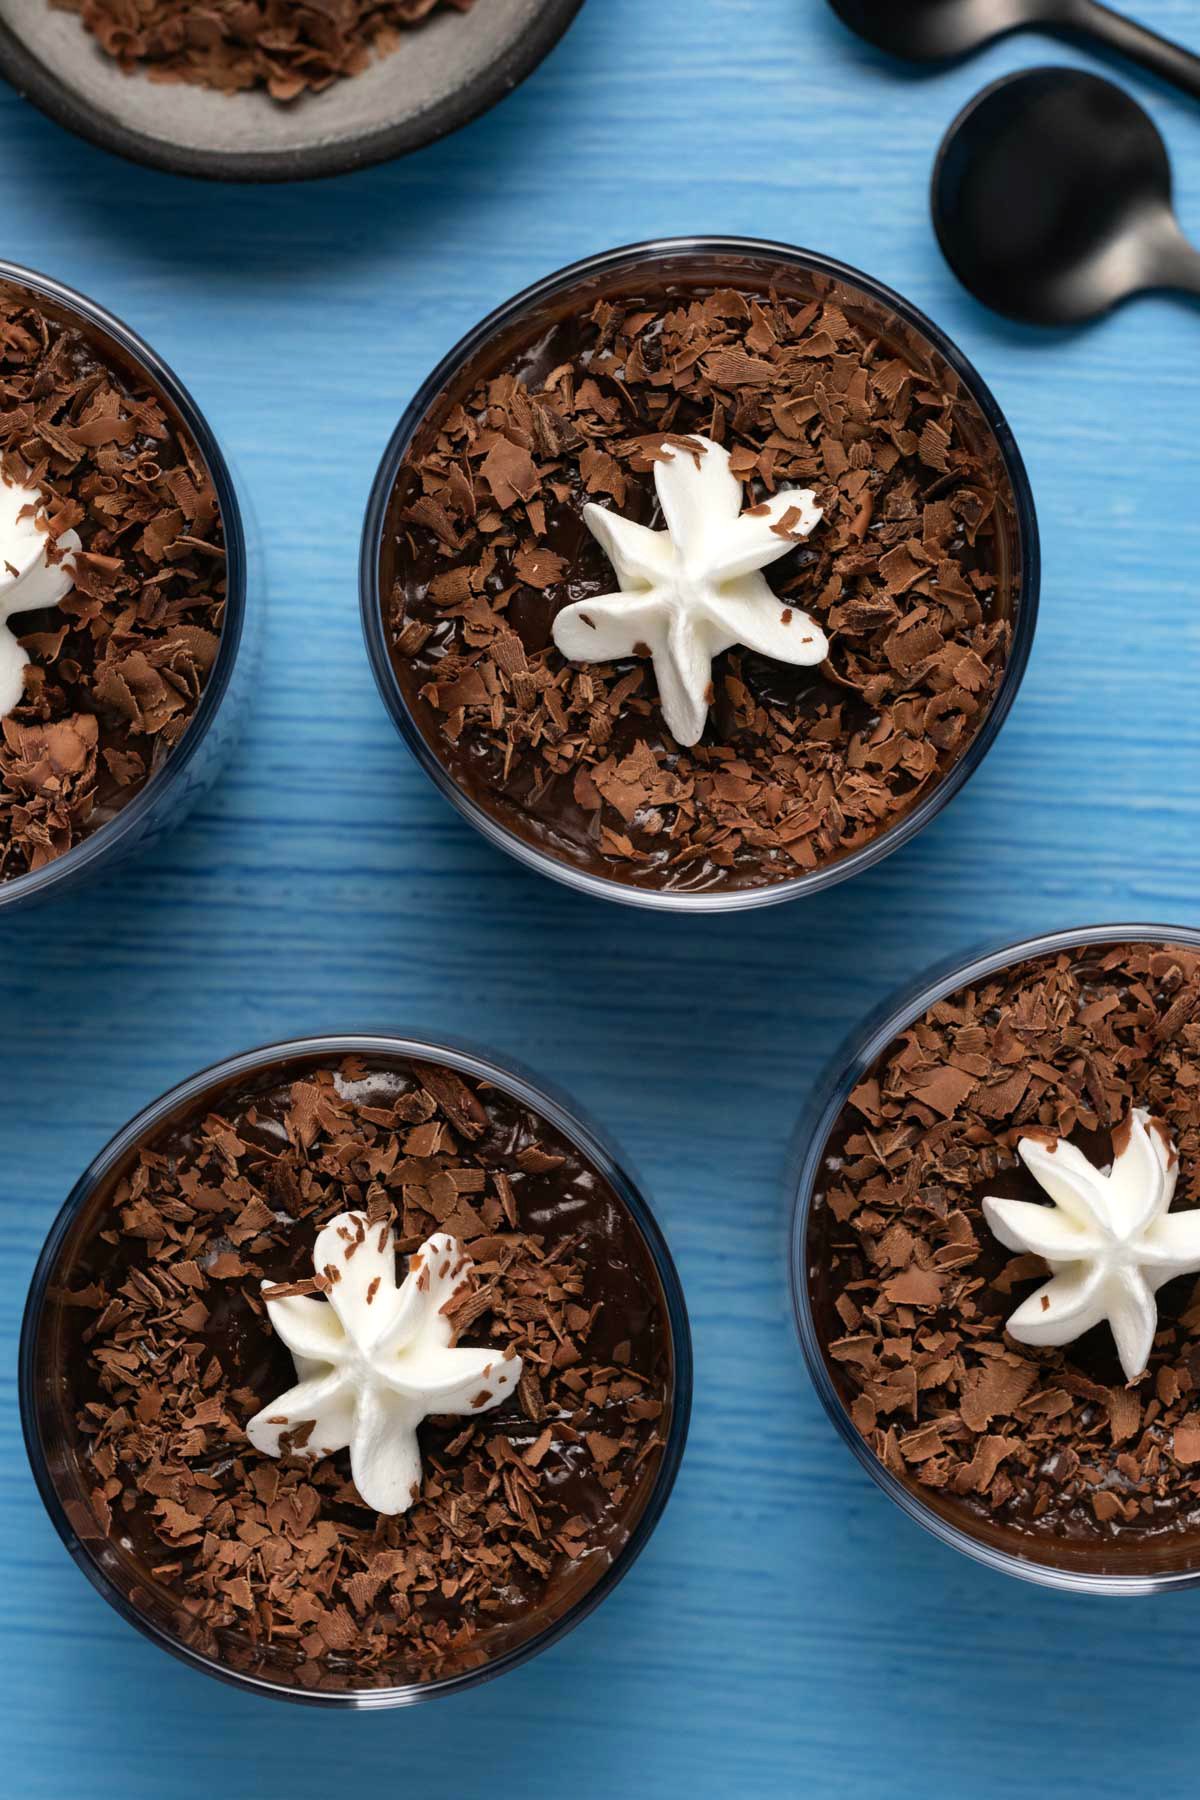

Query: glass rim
[0,257,247,911]
[359,233,1041,914]
[20,1031,694,1707]
[788,921,1200,1596]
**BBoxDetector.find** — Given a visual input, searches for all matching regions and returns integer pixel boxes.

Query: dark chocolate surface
[808,941,1200,1571]
[0,283,225,881]
[38,1052,673,1690]
[382,253,1021,894]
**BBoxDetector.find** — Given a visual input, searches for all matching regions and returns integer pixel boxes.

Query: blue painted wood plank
[6,2,1200,1794]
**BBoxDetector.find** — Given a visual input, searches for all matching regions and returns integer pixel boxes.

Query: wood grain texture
[5,1,1200,1793]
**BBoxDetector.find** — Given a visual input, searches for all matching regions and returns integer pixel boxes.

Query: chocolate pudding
[378,244,1029,897]
[30,1048,679,1694]
[0,280,225,883]
[806,938,1200,1577]
[54,0,477,101]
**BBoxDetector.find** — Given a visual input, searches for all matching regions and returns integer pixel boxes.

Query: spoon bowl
[933,68,1200,324]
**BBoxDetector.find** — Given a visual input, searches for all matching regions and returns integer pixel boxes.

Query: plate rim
[0,0,584,183]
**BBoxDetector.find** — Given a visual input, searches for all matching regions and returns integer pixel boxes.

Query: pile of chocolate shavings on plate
[814,942,1200,1541]
[55,0,476,102]
[389,284,1014,890]
[0,294,224,881]
[57,1060,668,1686]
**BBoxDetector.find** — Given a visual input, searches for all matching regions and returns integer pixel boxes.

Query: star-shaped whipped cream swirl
[0,475,80,718]
[983,1109,1200,1383]
[246,1212,522,1514]
[552,435,827,747]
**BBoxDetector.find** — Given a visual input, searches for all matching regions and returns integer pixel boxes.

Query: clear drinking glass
[22,1034,693,1704]
[790,923,1200,1595]
[0,260,254,913]
[361,236,1040,913]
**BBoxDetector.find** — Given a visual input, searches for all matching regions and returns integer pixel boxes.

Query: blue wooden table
[5,2,1200,1793]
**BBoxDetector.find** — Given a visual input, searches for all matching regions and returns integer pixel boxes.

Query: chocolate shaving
[53,0,477,102]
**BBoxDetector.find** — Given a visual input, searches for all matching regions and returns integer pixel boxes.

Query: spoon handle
[1149,222,1200,300]
[1055,0,1200,102]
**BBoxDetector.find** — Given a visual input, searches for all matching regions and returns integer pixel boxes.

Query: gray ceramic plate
[0,0,583,181]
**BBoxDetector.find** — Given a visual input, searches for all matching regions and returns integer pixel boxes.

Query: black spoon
[827,0,1200,100]
[932,67,1200,323]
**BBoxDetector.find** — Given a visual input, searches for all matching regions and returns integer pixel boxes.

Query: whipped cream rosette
[0,475,79,717]
[553,435,826,748]
[248,1213,522,1514]
[983,1109,1200,1384]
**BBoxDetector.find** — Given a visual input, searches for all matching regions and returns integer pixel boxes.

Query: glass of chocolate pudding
[362,238,1039,912]
[0,260,252,912]
[21,1035,691,1703]
[793,924,1200,1592]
